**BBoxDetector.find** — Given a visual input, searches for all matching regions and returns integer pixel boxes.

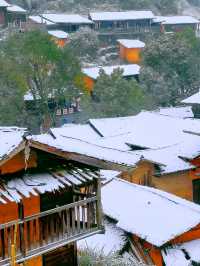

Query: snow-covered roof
[29,15,55,25]
[102,178,200,247]
[182,91,200,104]
[48,30,69,39]
[0,127,26,161]
[155,106,194,119]
[0,0,9,7]
[162,239,200,266]
[154,16,199,25]
[82,64,140,80]
[42,14,93,24]
[78,219,126,255]
[0,166,98,204]
[7,5,26,13]
[90,11,155,21]
[117,39,145,49]
[29,133,146,169]
[50,124,100,141]
[100,170,120,184]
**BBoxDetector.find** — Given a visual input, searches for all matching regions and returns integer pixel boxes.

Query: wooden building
[0,0,9,26]
[87,110,200,203]
[0,127,104,266]
[41,14,93,33]
[82,64,140,92]
[153,16,199,33]
[182,91,200,118]
[6,5,27,27]
[101,178,200,266]
[89,11,154,34]
[28,16,56,30]
[117,39,145,64]
[48,30,69,47]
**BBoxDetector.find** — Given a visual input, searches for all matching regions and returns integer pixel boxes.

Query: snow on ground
[78,219,127,255]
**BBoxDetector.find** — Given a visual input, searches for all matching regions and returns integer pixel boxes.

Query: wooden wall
[0,150,37,175]
[83,75,95,92]
[119,44,142,64]
[121,161,199,202]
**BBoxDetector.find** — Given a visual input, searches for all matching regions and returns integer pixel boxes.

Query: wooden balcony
[0,196,103,266]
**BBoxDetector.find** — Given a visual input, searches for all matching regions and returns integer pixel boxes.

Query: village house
[100,178,200,266]
[182,90,200,118]
[82,64,140,92]
[6,4,26,28]
[153,15,199,33]
[0,127,104,266]
[49,107,200,204]
[0,0,9,26]
[48,30,69,47]
[117,39,145,64]
[89,10,155,34]
[40,14,93,33]
[28,16,56,30]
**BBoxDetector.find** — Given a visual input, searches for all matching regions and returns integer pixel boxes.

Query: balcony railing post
[18,201,26,258]
[96,178,103,230]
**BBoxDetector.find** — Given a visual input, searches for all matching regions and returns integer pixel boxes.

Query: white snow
[117,39,145,49]
[78,219,126,255]
[154,16,199,25]
[0,128,25,160]
[102,178,200,247]
[182,91,200,104]
[42,14,93,24]
[50,124,100,141]
[82,64,140,80]
[7,5,26,13]
[162,239,200,266]
[155,106,194,119]
[90,11,155,21]
[29,16,55,25]
[29,133,144,168]
[100,170,120,184]
[48,30,69,39]
[0,0,9,7]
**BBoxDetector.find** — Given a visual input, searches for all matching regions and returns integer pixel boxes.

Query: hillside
[9,0,200,17]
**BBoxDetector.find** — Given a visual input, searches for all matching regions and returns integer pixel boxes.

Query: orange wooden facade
[133,223,200,266]
[119,44,143,64]
[121,159,200,202]
[53,37,68,48]
[83,75,95,92]
[0,150,37,175]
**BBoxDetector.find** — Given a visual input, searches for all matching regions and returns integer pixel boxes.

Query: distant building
[117,39,145,64]
[182,90,200,118]
[6,4,27,27]
[48,30,69,47]
[82,64,140,92]
[41,14,93,32]
[89,10,155,33]
[153,15,199,33]
[28,15,56,30]
[0,0,9,25]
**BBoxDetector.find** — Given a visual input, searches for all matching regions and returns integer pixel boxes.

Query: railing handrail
[0,196,97,230]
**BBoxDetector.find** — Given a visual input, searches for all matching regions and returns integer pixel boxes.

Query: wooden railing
[0,196,102,266]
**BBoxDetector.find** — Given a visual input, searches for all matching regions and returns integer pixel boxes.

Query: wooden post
[18,201,26,258]
[96,177,103,230]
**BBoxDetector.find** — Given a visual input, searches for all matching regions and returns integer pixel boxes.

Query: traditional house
[100,178,200,266]
[87,110,200,203]
[48,30,69,47]
[28,16,56,30]
[153,16,199,33]
[89,11,155,33]
[82,64,140,92]
[182,90,200,118]
[117,39,145,64]
[6,4,27,27]
[41,14,93,32]
[0,0,9,26]
[0,127,104,266]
